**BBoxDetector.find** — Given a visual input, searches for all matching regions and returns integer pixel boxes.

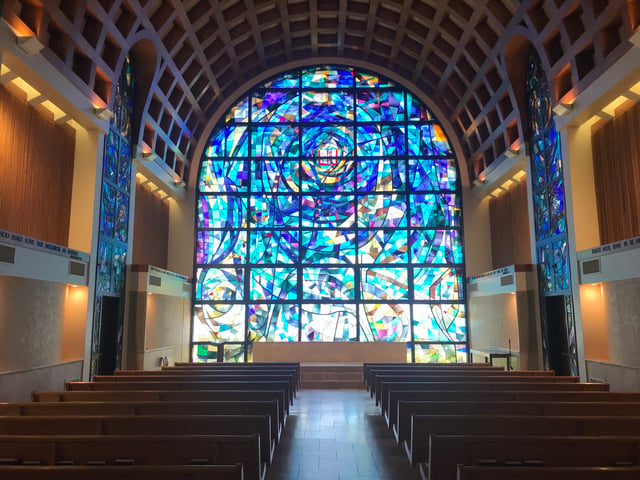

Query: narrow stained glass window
[194,66,466,362]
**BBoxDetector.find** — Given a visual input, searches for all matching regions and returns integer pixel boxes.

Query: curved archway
[193,65,467,363]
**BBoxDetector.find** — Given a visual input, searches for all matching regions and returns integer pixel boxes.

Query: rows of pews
[0,361,300,480]
[365,362,640,480]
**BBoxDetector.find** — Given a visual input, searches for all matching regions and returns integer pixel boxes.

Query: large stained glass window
[194,66,466,362]
[526,50,578,375]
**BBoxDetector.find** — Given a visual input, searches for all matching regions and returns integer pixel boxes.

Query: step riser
[299,364,365,389]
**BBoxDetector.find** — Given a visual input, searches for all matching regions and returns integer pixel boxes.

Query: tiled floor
[266,389,422,480]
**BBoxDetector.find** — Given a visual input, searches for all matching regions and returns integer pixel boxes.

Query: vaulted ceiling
[3,0,638,186]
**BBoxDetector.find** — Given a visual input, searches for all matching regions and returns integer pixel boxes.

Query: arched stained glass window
[193,66,466,363]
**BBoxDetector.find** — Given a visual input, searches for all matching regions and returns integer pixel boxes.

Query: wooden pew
[0,400,282,443]
[365,365,506,391]
[0,414,274,466]
[92,374,298,398]
[0,465,245,480]
[386,390,640,429]
[373,374,579,404]
[31,390,288,427]
[456,465,640,480]
[378,381,609,413]
[0,434,265,480]
[407,414,640,465]
[170,362,300,381]
[67,380,294,407]
[424,435,640,480]
[394,400,640,445]
[367,368,550,392]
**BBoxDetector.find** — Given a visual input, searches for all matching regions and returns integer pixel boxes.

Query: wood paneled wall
[592,101,640,244]
[132,182,169,269]
[0,85,75,245]
[489,179,531,269]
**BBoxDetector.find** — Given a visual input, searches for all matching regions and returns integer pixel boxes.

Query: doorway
[544,295,572,376]
[95,295,122,375]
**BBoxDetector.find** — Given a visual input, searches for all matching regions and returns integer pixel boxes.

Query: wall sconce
[16,35,44,55]
[174,179,186,188]
[472,177,486,187]
[504,148,520,159]
[141,152,156,161]
[94,107,113,120]
[552,103,573,116]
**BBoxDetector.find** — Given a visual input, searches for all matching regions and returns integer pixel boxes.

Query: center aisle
[266,389,422,480]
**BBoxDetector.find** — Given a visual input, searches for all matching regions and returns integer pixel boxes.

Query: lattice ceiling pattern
[4,0,638,184]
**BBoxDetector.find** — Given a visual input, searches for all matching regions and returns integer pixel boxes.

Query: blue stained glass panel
[112,246,126,293]
[301,67,353,88]
[356,125,406,156]
[411,229,463,265]
[409,194,461,227]
[193,304,245,342]
[199,160,250,193]
[100,184,116,237]
[250,194,299,228]
[252,91,299,122]
[302,91,354,122]
[552,239,570,290]
[249,230,299,264]
[249,304,299,341]
[206,129,226,157]
[301,303,357,341]
[302,267,355,300]
[356,91,381,122]
[263,73,298,88]
[104,130,118,184]
[355,72,395,88]
[538,244,553,292]
[534,190,549,239]
[551,180,566,235]
[409,159,457,191]
[414,267,462,300]
[226,126,249,157]
[250,268,297,300]
[357,194,407,228]
[251,160,300,192]
[359,304,409,341]
[226,96,249,122]
[196,230,246,264]
[97,240,112,293]
[412,303,466,342]
[118,141,131,191]
[356,159,406,192]
[302,230,356,264]
[198,195,247,228]
[302,125,354,157]
[114,191,129,242]
[406,93,433,121]
[407,124,453,156]
[251,126,299,157]
[196,267,244,301]
[301,195,355,228]
[357,229,408,264]
[302,159,355,192]
[361,267,409,300]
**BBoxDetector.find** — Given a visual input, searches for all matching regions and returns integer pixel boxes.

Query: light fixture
[174,179,186,188]
[472,178,485,187]
[94,107,113,120]
[630,29,640,49]
[16,35,44,55]
[504,148,519,159]
[141,152,156,161]
[552,103,573,116]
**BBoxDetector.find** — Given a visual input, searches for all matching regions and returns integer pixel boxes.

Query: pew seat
[456,465,640,480]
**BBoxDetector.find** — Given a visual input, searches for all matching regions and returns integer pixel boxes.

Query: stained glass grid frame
[194,65,466,362]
